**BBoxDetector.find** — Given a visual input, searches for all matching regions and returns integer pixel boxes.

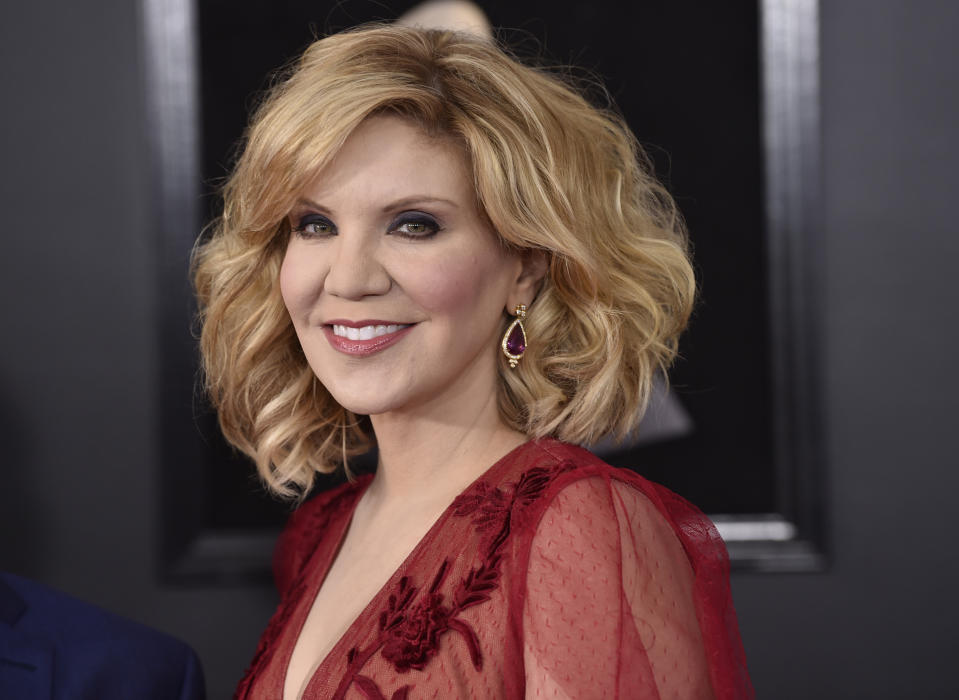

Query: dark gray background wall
[1,1,956,697]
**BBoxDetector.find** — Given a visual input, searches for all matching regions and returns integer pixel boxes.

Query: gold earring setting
[502,304,528,368]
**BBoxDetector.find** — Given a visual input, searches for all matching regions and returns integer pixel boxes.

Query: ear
[507,249,549,311]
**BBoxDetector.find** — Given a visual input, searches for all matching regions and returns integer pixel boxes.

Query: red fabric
[237,439,753,699]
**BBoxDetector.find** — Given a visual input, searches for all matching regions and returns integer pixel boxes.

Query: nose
[322,231,392,299]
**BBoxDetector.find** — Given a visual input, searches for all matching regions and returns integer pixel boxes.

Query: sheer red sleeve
[521,472,752,699]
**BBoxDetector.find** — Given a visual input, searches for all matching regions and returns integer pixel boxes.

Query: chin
[333,398,391,417]
[322,373,447,419]
[322,389,382,416]
[322,381,408,417]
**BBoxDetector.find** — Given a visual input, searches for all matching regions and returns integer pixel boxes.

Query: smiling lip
[322,319,415,357]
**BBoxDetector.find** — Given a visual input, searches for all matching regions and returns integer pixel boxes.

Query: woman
[193,22,753,700]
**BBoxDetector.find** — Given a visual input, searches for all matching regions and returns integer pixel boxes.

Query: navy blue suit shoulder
[0,572,206,700]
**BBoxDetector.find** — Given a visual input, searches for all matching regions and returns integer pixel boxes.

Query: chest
[243,451,580,700]
[283,510,448,700]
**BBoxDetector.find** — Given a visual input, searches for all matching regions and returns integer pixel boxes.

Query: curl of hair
[192,24,696,499]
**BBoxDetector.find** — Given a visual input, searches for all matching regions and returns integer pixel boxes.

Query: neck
[365,374,527,509]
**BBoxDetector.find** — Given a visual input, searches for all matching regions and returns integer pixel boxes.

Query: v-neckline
[285,438,538,700]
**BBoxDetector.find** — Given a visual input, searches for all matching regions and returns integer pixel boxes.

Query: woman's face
[280,115,525,419]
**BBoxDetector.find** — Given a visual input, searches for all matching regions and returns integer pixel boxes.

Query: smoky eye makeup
[388,211,442,239]
[292,213,336,238]
[287,207,444,240]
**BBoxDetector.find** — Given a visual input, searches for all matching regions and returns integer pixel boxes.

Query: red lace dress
[236,439,753,699]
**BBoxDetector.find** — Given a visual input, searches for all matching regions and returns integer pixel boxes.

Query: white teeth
[332,324,409,340]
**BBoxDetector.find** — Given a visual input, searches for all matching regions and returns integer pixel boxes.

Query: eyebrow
[292,195,460,216]
[381,195,460,212]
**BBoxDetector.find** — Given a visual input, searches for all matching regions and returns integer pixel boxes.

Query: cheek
[406,249,509,317]
[279,244,324,318]
[415,258,483,311]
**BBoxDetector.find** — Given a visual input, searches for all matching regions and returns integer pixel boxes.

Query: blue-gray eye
[390,212,440,239]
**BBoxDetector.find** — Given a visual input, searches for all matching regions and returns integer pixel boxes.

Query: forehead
[300,114,472,206]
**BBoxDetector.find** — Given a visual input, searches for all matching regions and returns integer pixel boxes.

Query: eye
[293,214,336,238]
[389,212,441,240]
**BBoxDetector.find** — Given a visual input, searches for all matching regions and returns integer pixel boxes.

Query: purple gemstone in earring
[502,304,528,368]
[506,322,526,355]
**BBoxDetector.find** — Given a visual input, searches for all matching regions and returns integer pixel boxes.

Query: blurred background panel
[1,1,957,697]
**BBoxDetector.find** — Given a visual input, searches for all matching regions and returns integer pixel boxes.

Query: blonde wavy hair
[193,24,696,499]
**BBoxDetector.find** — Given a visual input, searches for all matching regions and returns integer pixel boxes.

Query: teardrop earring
[501,304,528,368]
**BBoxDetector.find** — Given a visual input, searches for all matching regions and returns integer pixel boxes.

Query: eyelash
[291,212,442,240]
[391,213,441,239]
[292,215,335,238]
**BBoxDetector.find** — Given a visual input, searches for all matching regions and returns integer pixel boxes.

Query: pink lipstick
[322,319,415,357]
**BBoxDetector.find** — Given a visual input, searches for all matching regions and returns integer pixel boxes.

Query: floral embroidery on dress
[382,587,451,671]
[330,458,576,699]
[353,675,412,700]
